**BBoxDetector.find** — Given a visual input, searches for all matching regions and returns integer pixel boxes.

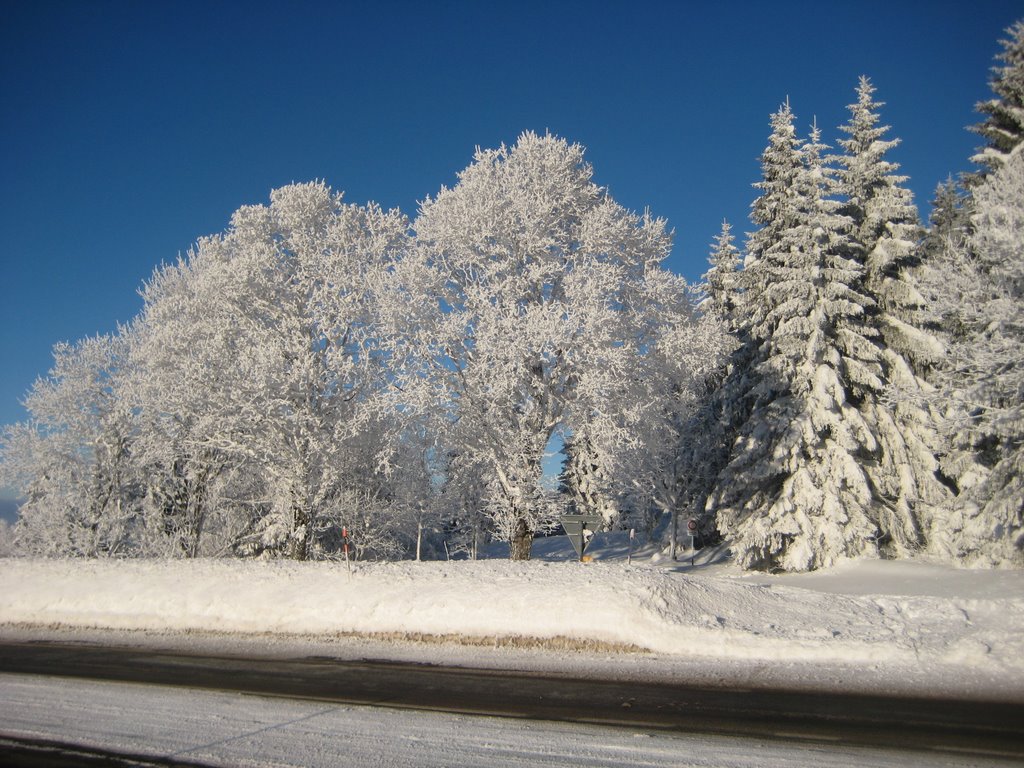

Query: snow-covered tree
[709,114,886,571]
[0,334,139,556]
[833,77,951,555]
[922,178,973,260]
[918,177,975,341]
[702,220,742,325]
[381,424,443,561]
[690,106,809,561]
[130,182,411,561]
[741,100,805,338]
[935,150,1024,565]
[128,247,243,557]
[436,448,493,560]
[835,78,943,372]
[559,434,618,524]
[608,268,735,551]
[406,132,673,560]
[972,20,1024,176]
[0,518,13,558]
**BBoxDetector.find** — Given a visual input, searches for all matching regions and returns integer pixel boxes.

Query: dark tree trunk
[509,515,532,561]
[290,503,311,561]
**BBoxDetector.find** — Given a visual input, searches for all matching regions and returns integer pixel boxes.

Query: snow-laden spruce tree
[835,78,942,371]
[918,24,1024,566]
[686,107,810,558]
[702,220,743,326]
[709,115,884,571]
[658,220,750,547]
[934,149,1024,565]
[833,77,951,555]
[919,178,974,318]
[972,20,1024,176]
[131,182,411,560]
[406,132,673,560]
[742,100,805,338]
[0,333,139,556]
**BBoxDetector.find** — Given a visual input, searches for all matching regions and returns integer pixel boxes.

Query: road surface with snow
[2,672,1020,768]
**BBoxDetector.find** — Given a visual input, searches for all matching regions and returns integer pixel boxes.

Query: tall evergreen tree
[741,100,805,340]
[935,150,1024,566]
[710,115,883,571]
[835,77,944,373]
[922,178,973,259]
[972,20,1024,175]
[920,23,1024,565]
[918,177,975,341]
[834,77,951,555]
[702,220,742,325]
[688,110,806,562]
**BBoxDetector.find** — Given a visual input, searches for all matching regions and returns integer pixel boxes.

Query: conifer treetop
[972,20,1024,173]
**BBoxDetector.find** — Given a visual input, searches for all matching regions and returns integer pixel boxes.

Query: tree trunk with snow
[509,515,532,561]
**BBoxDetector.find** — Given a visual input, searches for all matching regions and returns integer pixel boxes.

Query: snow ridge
[2,557,1021,695]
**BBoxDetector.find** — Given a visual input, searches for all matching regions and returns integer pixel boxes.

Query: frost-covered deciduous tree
[133,182,411,561]
[560,435,618,523]
[408,132,673,560]
[596,268,734,553]
[436,448,493,560]
[0,518,13,557]
[129,247,243,557]
[0,334,139,556]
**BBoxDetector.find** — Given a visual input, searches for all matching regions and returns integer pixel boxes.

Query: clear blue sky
[1,0,1020,442]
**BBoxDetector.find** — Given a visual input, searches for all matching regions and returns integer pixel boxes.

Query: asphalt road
[0,735,213,767]
[1,641,1022,762]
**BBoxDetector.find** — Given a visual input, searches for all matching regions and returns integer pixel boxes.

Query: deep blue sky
[1,0,1020,450]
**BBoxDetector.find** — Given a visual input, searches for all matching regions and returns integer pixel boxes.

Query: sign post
[561,513,604,561]
[686,518,698,566]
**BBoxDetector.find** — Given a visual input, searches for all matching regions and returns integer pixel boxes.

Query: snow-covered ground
[1,534,1022,701]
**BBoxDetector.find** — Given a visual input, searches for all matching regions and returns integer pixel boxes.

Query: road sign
[686,519,699,566]
[561,513,604,560]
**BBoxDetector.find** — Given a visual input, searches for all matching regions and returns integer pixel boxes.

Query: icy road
[1,672,1019,768]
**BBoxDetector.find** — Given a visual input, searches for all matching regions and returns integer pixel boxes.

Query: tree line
[2,22,1021,570]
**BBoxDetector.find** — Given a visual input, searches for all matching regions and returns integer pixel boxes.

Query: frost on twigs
[405,132,694,560]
